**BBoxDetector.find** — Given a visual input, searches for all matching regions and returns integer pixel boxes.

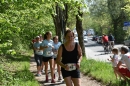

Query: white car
[97,36,102,44]
[74,37,79,43]
[84,36,88,42]
[124,38,130,47]
[74,36,88,43]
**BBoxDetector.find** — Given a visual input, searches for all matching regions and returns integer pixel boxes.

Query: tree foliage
[107,0,128,43]
[0,0,55,55]
[0,0,88,56]
[84,0,111,35]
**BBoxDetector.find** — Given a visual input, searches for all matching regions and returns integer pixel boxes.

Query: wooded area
[0,0,130,56]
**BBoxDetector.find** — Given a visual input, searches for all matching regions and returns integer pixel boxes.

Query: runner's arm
[56,45,66,69]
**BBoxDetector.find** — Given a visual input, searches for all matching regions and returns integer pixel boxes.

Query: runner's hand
[64,65,69,71]
[76,62,80,69]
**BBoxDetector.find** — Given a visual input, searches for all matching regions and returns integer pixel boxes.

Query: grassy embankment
[80,57,130,86]
[0,51,39,86]
[1,51,130,86]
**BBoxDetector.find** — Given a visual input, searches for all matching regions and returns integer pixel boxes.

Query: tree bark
[76,8,85,56]
[52,3,68,42]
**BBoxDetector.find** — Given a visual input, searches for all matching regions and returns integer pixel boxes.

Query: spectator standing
[115,46,130,82]
[33,36,43,76]
[41,31,55,83]
[52,36,62,80]
[108,48,120,79]
[56,29,82,86]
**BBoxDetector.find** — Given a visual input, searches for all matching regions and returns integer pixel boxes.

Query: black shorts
[54,58,57,61]
[34,54,42,66]
[61,68,80,78]
[42,56,53,62]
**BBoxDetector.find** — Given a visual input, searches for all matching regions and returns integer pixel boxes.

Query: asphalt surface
[85,36,123,62]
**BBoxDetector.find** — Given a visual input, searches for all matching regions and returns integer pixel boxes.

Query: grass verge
[80,57,130,86]
[0,52,39,86]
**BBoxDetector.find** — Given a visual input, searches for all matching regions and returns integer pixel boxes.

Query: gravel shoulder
[29,56,104,86]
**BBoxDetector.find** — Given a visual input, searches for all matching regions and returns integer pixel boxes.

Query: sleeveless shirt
[61,43,79,64]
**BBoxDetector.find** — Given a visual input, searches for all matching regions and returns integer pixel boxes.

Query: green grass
[80,57,130,86]
[1,50,130,86]
[0,52,39,86]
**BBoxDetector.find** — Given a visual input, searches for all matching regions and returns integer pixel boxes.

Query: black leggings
[34,54,43,66]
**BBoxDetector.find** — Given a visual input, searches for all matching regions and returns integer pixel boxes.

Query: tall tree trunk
[76,9,85,56]
[52,3,68,42]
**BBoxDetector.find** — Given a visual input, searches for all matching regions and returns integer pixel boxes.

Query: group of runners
[32,30,130,85]
[32,30,82,86]
[32,31,62,83]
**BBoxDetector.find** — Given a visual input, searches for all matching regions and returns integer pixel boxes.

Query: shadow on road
[85,44,102,47]
[42,81,65,86]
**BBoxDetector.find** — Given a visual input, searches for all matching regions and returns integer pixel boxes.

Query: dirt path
[29,56,104,86]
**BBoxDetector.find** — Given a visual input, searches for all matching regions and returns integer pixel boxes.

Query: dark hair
[64,29,74,38]
[112,48,118,54]
[53,36,58,41]
[120,46,129,53]
[44,31,51,39]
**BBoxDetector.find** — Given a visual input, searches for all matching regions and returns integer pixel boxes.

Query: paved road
[85,36,123,62]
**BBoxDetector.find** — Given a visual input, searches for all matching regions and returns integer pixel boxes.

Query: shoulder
[33,42,36,45]
[114,54,119,58]
[42,40,47,44]
[58,42,62,45]
[50,40,53,42]
[122,53,130,59]
[49,40,53,43]
[124,53,129,57]
[59,44,63,50]
[33,42,37,46]
[43,39,46,42]
[75,42,79,46]
[75,42,81,49]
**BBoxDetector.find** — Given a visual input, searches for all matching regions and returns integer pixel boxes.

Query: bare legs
[53,60,61,80]
[37,66,42,75]
[44,59,55,82]
[64,77,73,86]
[64,77,81,86]
[49,59,55,82]
[113,68,120,79]
[41,62,44,73]
[72,78,81,86]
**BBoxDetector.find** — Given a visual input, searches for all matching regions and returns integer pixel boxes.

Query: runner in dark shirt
[56,29,82,86]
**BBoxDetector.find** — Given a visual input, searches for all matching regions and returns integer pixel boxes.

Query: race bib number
[66,63,76,71]
[53,52,57,57]
[46,51,53,56]
[35,50,43,55]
